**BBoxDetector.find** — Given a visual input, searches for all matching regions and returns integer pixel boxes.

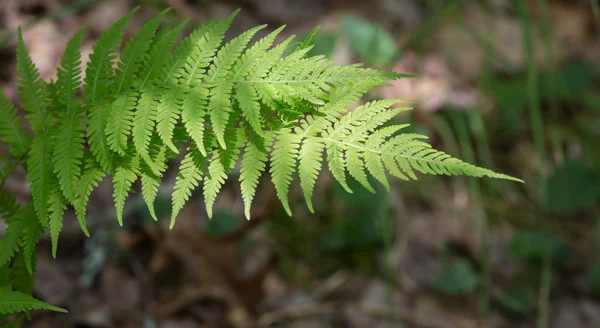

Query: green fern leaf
[17,30,54,226]
[20,206,43,274]
[298,138,324,213]
[136,20,188,88]
[171,148,205,228]
[239,137,269,219]
[179,10,238,86]
[141,146,168,221]
[132,89,159,169]
[0,90,30,157]
[155,88,182,153]
[53,26,86,204]
[0,215,26,267]
[48,187,67,258]
[181,86,209,156]
[11,252,35,294]
[112,161,139,226]
[75,160,106,236]
[84,8,137,172]
[158,18,218,86]
[270,132,301,216]
[207,25,266,148]
[105,92,137,155]
[112,8,169,93]
[0,290,67,314]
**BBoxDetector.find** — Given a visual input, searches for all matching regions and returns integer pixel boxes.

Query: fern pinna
[0,7,522,322]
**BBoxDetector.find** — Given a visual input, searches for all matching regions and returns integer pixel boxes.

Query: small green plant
[0,7,521,324]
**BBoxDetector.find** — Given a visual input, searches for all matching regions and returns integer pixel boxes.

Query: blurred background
[1,0,600,327]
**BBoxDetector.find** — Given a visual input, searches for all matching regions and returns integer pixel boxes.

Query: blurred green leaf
[508,230,570,267]
[539,61,595,101]
[543,159,600,215]
[342,15,398,66]
[498,286,535,316]
[140,195,170,224]
[307,32,337,58]
[205,210,242,237]
[320,178,388,252]
[590,261,600,294]
[432,258,479,295]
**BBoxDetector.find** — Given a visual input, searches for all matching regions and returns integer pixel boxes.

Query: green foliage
[508,230,570,267]
[0,289,67,314]
[0,7,520,316]
[342,15,398,66]
[432,258,480,295]
[498,286,535,316]
[543,159,600,215]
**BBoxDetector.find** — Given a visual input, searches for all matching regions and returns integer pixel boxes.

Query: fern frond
[140,145,168,221]
[132,89,159,169]
[20,206,42,274]
[0,216,25,267]
[269,132,301,216]
[105,92,137,155]
[207,25,266,148]
[0,290,67,314]
[136,20,188,88]
[239,137,269,219]
[112,160,139,226]
[48,187,67,258]
[112,8,169,93]
[298,138,324,213]
[171,148,205,228]
[75,160,106,236]
[53,26,86,204]
[0,90,30,157]
[181,86,209,156]
[11,252,34,294]
[17,30,56,226]
[178,10,239,86]
[84,8,137,172]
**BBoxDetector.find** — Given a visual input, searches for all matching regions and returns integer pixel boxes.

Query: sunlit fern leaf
[239,137,269,219]
[298,137,324,213]
[171,148,205,228]
[132,89,159,171]
[136,20,188,88]
[0,290,67,314]
[207,25,266,148]
[141,145,168,221]
[106,91,137,155]
[53,25,86,205]
[112,160,139,226]
[113,8,169,93]
[179,10,239,86]
[346,147,375,193]
[0,90,30,158]
[74,159,106,236]
[84,8,137,172]
[269,132,302,216]
[181,86,209,156]
[158,18,218,87]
